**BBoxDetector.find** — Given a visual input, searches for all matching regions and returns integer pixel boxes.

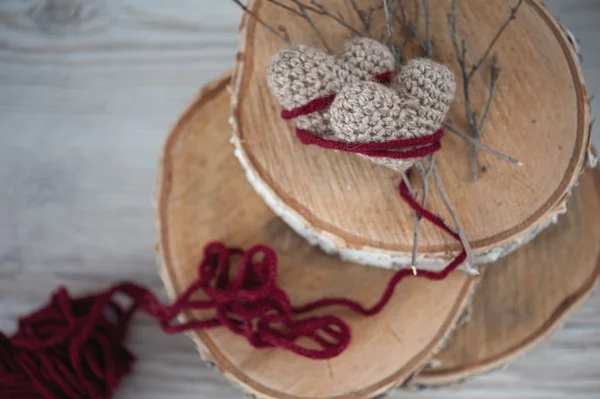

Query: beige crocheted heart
[329,58,456,172]
[267,38,395,138]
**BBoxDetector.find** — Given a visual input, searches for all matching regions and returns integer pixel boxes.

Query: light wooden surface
[417,168,600,386]
[156,73,476,399]
[232,0,590,268]
[0,1,598,398]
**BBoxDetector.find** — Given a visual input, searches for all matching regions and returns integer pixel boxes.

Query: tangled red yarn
[0,182,465,398]
[0,70,467,399]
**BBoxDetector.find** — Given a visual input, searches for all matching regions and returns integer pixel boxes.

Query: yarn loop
[1,54,465,399]
[0,182,466,398]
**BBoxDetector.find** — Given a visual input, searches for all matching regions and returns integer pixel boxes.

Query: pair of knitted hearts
[267,38,456,172]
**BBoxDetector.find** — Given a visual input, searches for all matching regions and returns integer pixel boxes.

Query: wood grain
[416,168,600,386]
[0,0,599,398]
[156,72,477,399]
[231,0,590,267]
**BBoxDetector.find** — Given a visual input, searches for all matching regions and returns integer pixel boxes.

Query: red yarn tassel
[0,243,349,398]
[1,287,136,399]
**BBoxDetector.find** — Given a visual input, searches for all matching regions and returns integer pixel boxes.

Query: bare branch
[350,0,370,34]
[447,0,522,180]
[470,120,479,179]
[448,2,464,65]
[460,40,478,131]
[265,0,302,15]
[401,172,415,197]
[397,0,409,26]
[231,0,292,46]
[448,3,477,135]
[383,0,395,42]
[471,58,501,176]
[411,158,434,267]
[299,4,332,52]
[265,0,364,38]
[449,4,479,178]
[443,122,523,165]
[468,0,524,79]
[364,7,376,34]
[395,0,428,53]
[307,0,364,36]
[478,58,500,134]
[397,24,428,52]
[423,0,432,57]
[383,0,402,66]
[413,0,420,30]
[431,163,476,272]
[265,0,332,52]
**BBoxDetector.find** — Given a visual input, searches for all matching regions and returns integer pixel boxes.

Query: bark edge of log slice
[413,168,600,387]
[230,0,593,271]
[154,72,480,399]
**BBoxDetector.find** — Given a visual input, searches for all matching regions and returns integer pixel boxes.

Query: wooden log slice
[155,72,478,399]
[414,168,600,386]
[230,0,592,270]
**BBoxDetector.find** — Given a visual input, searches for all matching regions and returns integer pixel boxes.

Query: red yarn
[0,177,465,398]
[280,71,394,119]
[283,69,443,159]
[0,242,348,398]
[0,68,468,399]
[297,128,443,159]
[277,65,467,345]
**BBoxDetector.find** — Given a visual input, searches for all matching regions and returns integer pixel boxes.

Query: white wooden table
[0,1,598,398]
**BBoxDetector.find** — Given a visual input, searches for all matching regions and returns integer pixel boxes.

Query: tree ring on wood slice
[155,72,479,399]
[412,168,600,387]
[230,0,592,270]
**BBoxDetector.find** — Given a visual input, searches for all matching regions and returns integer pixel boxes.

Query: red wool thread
[296,128,443,159]
[0,70,467,399]
[0,183,465,399]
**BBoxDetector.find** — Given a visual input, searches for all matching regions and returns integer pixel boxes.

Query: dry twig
[478,57,500,134]
[409,157,476,273]
[443,121,523,166]
[411,157,434,268]
[350,0,370,34]
[423,0,432,57]
[233,0,525,272]
[468,0,524,79]
[306,0,364,36]
[266,0,331,52]
[383,0,402,65]
[234,0,368,51]
[431,163,476,273]
[448,0,523,179]
[470,57,501,173]
[231,0,292,46]
[394,0,428,53]
[401,172,415,197]
[234,0,522,178]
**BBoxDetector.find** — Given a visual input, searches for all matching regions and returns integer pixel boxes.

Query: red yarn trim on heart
[296,128,443,159]
[280,70,394,119]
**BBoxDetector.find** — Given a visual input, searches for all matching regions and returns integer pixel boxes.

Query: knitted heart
[329,58,456,172]
[267,38,395,138]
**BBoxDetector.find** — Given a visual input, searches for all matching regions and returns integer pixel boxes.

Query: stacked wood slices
[155,1,598,397]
